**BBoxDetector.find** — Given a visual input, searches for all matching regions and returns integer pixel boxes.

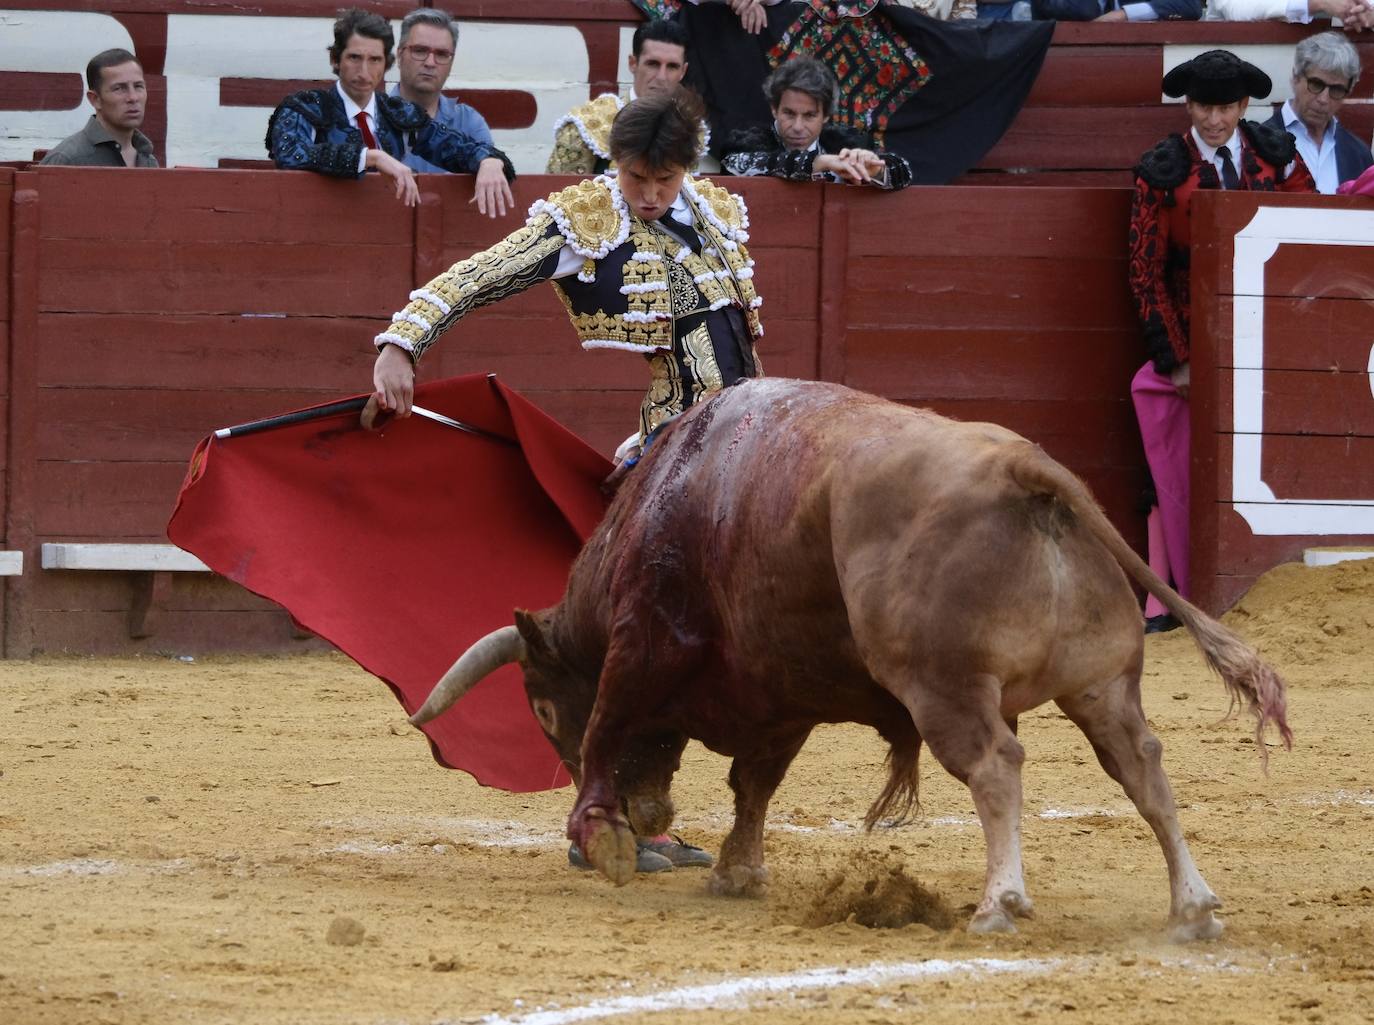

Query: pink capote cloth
[1130,361,1191,598]
[1337,164,1374,196]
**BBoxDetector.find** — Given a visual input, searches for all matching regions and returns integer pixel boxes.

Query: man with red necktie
[267,7,515,213]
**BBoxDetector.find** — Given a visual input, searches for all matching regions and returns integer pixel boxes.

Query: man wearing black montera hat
[1127,49,1314,634]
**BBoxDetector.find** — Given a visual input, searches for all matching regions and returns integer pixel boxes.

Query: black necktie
[657,209,702,255]
[1216,144,1240,190]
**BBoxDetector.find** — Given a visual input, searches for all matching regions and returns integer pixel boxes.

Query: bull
[410,378,1291,940]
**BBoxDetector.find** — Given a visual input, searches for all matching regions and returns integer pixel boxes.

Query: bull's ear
[513,609,555,664]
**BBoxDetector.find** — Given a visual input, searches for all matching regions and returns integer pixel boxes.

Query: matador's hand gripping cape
[167,375,612,793]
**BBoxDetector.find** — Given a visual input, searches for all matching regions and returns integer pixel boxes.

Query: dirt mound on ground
[786,850,956,931]
[1221,557,1374,672]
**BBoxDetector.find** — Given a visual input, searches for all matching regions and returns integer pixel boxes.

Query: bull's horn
[408,626,526,726]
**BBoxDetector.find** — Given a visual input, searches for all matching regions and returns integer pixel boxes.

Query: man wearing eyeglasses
[1265,32,1374,195]
[390,8,512,219]
[267,7,514,213]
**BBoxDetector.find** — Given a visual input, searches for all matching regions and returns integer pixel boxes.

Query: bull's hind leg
[1056,673,1223,941]
[710,732,809,898]
[905,676,1033,934]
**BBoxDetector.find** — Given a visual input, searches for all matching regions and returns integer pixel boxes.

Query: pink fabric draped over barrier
[1130,361,1191,600]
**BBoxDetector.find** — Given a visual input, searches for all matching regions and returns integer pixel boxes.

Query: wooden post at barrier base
[1190,191,1374,616]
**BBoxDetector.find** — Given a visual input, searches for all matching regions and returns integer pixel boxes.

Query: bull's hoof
[625,792,675,839]
[968,908,1017,934]
[969,892,1031,934]
[581,812,637,887]
[708,862,769,898]
[1168,897,1224,943]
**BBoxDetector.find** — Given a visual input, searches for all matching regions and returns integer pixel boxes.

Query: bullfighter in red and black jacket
[1127,49,1315,632]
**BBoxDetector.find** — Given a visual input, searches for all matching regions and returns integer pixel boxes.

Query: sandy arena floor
[2,558,1373,1025]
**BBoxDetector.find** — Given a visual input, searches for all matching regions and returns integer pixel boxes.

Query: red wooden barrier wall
[1191,191,1374,613]
[3,168,1153,656]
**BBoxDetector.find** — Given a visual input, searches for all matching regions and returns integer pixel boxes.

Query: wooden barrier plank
[34,168,414,245]
[1254,435,1374,499]
[33,387,375,462]
[978,107,1185,171]
[1215,367,1374,436]
[1024,46,1164,107]
[845,255,1135,331]
[955,170,1136,188]
[843,327,1141,402]
[28,608,330,657]
[38,313,381,390]
[1223,241,1374,300]
[36,460,192,537]
[842,186,1130,260]
[38,240,413,317]
[1210,513,1374,574]
[1204,296,1374,373]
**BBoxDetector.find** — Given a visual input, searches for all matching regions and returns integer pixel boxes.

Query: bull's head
[407,610,597,783]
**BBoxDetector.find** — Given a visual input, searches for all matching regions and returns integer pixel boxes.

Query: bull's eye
[532,699,557,734]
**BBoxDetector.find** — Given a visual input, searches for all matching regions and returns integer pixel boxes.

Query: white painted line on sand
[463,957,1061,1025]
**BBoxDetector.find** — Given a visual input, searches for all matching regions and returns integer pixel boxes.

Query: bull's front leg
[617,730,689,838]
[568,706,638,886]
[567,636,686,887]
[711,733,809,898]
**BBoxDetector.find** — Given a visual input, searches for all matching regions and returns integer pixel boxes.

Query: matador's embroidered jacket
[1128,120,1313,373]
[544,93,711,175]
[545,94,623,175]
[376,174,764,439]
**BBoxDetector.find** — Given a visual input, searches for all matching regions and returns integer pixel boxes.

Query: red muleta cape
[166,374,612,793]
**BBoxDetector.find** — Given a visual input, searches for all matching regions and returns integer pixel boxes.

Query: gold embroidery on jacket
[380,215,567,360]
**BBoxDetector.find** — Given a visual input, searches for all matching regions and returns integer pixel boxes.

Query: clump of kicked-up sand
[782,849,957,931]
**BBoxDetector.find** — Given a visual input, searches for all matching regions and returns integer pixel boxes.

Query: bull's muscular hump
[414,378,1291,939]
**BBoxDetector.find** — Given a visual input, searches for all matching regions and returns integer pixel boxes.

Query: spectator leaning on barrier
[1265,32,1374,194]
[720,57,913,189]
[545,19,693,175]
[266,7,514,213]
[39,49,158,168]
[1127,50,1315,633]
[1204,0,1374,28]
[389,9,501,191]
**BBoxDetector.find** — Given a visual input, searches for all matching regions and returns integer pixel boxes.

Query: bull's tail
[1008,443,1293,766]
[864,735,922,831]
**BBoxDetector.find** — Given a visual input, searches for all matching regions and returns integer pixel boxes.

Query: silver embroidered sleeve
[374,215,568,361]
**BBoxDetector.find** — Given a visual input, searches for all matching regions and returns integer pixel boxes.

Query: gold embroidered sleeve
[546,122,598,175]
[374,214,568,362]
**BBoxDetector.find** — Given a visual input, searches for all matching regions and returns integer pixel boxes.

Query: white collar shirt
[337,83,379,173]
[1280,99,1340,195]
[1191,126,1243,188]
